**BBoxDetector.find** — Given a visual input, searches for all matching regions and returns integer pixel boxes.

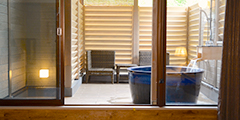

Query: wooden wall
[218,0,226,42]
[84,6,187,65]
[0,107,217,120]
[187,3,200,61]
[0,0,59,98]
[24,1,57,87]
[65,0,84,93]
[0,0,27,97]
[0,0,9,98]
[139,6,188,66]
[71,0,84,81]
[166,7,188,65]
[9,0,27,93]
[216,0,226,88]
[84,6,133,64]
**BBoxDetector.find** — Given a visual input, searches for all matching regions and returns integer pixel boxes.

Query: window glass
[138,0,152,7]
[65,0,153,105]
[0,0,60,100]
[84,0,134,6]
[166,0,225,105]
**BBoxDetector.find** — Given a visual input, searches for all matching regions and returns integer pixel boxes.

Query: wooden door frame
[151,0,167,106]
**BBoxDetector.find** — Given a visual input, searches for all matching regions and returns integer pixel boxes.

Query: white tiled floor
[65,84,217,105]
[65,84,133,104]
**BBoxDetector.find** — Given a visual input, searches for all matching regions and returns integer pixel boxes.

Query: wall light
[39,69,49,78]
[9,70,12,79]
[175,47,187,57]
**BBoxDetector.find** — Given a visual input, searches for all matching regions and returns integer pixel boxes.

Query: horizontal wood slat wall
[0,1,9,98]
[84,6,133,64]
[139,7,187,66]
[78,3,84,77]
[218,0,226,42]
[188,3,209,61]
[188,3,200,61]
[71,0,84,81]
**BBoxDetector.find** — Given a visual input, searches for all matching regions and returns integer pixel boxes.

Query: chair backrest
[139,51,170,66]
[139,51,152,66]
[86,50,115,69]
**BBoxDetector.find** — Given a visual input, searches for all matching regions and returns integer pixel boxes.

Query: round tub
[127,66,204,104]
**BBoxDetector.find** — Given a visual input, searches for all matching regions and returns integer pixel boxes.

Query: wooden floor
[0,107,217,120]
[65,84,217,105]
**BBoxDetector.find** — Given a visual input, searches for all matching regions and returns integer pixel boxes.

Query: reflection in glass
[166,67,204,105]
[166,0,225,105]
[0,0,58,99]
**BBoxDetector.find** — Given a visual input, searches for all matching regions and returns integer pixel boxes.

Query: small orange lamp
[175,47,187,56]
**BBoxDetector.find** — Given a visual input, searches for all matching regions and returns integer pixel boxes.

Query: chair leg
[116,66,120,83]
[86,74,89,83]
[111,74,114,84]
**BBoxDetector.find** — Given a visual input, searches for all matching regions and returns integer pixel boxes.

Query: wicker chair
[139,51,170,65]
[115,51,169,83]
[85,50,115,84]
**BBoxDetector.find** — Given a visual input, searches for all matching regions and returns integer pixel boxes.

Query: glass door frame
[1,0,167,106]
[0,0,65,106]
[152,0,167,107]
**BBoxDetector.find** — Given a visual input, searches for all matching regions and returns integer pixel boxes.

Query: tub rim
[127,66,204,75]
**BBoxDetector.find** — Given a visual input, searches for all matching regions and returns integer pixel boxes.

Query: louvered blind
[78,3,84,76]
[71,0,84,80]
[188,3,209,61]
[139,7,152,51]
[167,7,187,65]
[84,6,133,64]
[218,0,226,42]
[188,3,200,61]
[139,7,187,66]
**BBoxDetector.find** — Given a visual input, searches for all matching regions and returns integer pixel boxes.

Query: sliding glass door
[0,0,63,105]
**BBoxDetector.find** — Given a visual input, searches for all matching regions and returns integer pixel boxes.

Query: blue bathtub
[127,66,204,104]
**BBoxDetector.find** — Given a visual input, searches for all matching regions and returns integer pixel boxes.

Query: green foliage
[84,0,134,6]
[167,0,187,6]
[138,0,152,6]
[175,0,187,6]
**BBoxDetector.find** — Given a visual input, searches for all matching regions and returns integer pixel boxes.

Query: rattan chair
[85,50,115,84]
[139,51,170,65]
[115,51,169,83]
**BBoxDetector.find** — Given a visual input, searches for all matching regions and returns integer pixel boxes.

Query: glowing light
[39,69,49,78]
[175,47,187,56]
[9,70,12,79]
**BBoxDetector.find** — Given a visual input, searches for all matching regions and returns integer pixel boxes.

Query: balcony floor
[65,83,217,105]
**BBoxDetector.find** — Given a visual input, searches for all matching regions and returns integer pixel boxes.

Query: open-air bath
[127,66,204,104]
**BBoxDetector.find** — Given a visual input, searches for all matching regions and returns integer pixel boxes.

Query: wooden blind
[78,3,84,76]
[139,7,187,66]
[188,3,200,61]
[84,6,133,64]
[218,0,226,42]
[71,0,84,80]
[139,7,152,51]
[188,3,209,61]
[216,0,226,88]
[167,7,187,65]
